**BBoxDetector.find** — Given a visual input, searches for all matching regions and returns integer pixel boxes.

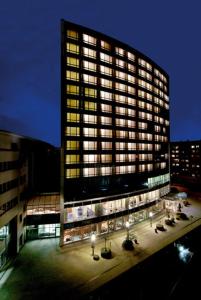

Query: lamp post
[125,221,130,240]
[91,233,96,257]
[149,211,153,227]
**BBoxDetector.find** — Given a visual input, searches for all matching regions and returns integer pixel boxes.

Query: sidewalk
[0,195,201,300]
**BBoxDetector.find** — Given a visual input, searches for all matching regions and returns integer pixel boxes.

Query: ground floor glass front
[63,200,163,244]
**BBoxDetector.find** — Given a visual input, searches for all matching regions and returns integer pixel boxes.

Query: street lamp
[149,211,153,227]
[125,221,130,240]
[91,233,96,257]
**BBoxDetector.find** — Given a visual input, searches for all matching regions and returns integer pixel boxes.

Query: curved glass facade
[61,20,170,245]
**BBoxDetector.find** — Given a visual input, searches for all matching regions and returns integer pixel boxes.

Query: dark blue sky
[0,0,201,146]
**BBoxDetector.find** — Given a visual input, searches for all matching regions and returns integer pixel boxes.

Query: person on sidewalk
[155,228,158,233]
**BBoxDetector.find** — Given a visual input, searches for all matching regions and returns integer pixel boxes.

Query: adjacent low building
[0,130,60,268]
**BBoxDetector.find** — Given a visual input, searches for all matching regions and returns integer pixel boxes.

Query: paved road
[0,194,201,300]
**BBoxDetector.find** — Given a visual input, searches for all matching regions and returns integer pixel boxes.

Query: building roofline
[61,19,169,78]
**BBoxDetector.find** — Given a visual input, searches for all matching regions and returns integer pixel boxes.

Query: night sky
[1,0,201,147]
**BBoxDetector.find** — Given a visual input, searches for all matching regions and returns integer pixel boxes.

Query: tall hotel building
[60,20,170,245]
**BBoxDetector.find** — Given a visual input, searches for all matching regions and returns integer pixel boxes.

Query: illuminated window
[66,169,80,178]
[127,97,136,106]
[66,71,79,81]
[67,57,79,67]
[115,82,126,92]
[116,130,126,138]
[100,65,112,76]
[101,141,112,150]
[116,154,126,162]
[128,63,135,72]
[128,165,136,173]
[66,43,79,54]
[116,106,126,115]
[100,91,112,100]
[129,131,135,139]
[116,142,125,150]
[83,74,97,85]
[128,143,136,150]
[101,167,112,176]
[85,88,97,97]
[115,47,124,56]
[115,94,126,103]
[67,30,78,40]
[138,122,147,130]
[83,61,96,71]
[139,69,152,81]
[138,58,152,71]
[116,165,126,174]
[128,154,136,162]
[83,154,99,163]
[101,40,111,50]
[127,109,135,117]
[83,168,97,177]
[67,99,79,108]
[67,113,80,122]
[128,74,135,84]
[83,47,96,58]
[127,120,135,127]
[101,78,112,88]
[83,34,96,45]
[66,140,79,150]
[100,52,112,64]
[65,127,80,136]
[101,103,112,113]
[116,118,126,127]
[127,52,135,61]
[66,85,79,95]
[101,116,112,125]
[101,154,112,163]
[83,128,97,137]
[65,155,80,164]
[83,114,97,124]
[83,141,97,150]
[100,129,112,137]
[116,59,125,68]
[84,101,97,111]
[116,71,126,80]
[128,86,135,95]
